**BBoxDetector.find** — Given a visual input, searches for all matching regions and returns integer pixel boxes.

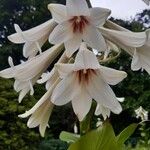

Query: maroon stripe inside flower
[69,16,89,33]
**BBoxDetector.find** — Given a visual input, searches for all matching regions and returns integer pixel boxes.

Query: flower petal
[87,75,122,114]
[131,50,142,71]
[72,88,92,121]
[74,46,100,71]
[55,63,74,79]
[19,87,53,118]
[98,66,127,85]
[100,27,147,48]
[48,4,67,23]
[64,35,82,57]
[95,104,110,120]
[105,20,129,32]
[90,7,111,26]
[18,88,30,103]
[49,22,72,44]
[51,74,80,105]
[66,0,90,17]
[83,25,107,51]
[8,19,56,44]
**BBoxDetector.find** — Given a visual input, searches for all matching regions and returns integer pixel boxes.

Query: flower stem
[86,0,92,8]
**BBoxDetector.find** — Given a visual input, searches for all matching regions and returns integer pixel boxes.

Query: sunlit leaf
[60,131,80,143]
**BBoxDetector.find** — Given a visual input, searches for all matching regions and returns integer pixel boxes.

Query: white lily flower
[100,24,150,74]
[19,87,54,137]
[95,97,125,120]
[51,43,127,121]
[48,0,111,57]
[142,0,150,5]
[37,53,69,90]
[8,19,57,58]
[135,106,148,121]
[95,104,111,120]
[0,44,63,102]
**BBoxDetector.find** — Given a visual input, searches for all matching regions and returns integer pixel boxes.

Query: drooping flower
[19,87,55,137]
[142,0,150,5]
[135,106,148,121]
[37,52,69,90]
[0,44,63,102]
[51,43,127,121]
[48,0,111,57]
[100,22,150,74]
[95,97,125,120]
[8,19,57,58]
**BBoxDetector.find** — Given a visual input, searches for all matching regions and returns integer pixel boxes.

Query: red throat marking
[69,16,89,33]
[75,69,97,85]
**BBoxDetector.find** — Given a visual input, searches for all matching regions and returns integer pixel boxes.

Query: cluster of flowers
[0,0,150,137]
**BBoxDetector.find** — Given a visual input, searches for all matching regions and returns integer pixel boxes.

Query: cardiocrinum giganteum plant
[0,0,149,149]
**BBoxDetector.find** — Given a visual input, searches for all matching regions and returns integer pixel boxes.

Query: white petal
[8,19,56,44]
[55,63,74,79]
[74,47,100,71]
[90,7,111,26]
[100,27,146,48]
[83,25,107,51]
[19,87,53,118]
[14,80,28,92]
[18,88,30,103]
[0,67,15,78]
[51,74,80,105]
[15,44,62,81]
[64,35,82,57]
[48,4,67,23]
[23,42,38,58]
[66,0,90,17]
[49,22,72,44]
[105,20,129,32]
[87,75,122,114]
[95,104,110,120]
[72,88,92,121]
[117,97,125,103]
[131,50,142,71]
[98,66,127,85]
[39,104,52,137]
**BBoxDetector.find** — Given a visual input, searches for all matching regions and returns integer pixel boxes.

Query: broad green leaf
[68,121,121,150]
[117,123,138,145]
[59,131,80,143]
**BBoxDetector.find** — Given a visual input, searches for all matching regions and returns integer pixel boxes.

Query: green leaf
[117,123,138,145]
[68,121,121,150]
[59,131,80,143]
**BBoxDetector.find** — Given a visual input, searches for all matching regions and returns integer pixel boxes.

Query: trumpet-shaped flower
[51,43,127,121]
[48,0,111,57]
[100,24,150,74]
[8,19,57,58]
[19,87,54,137]
[0,44,63,102]
[95,97,125,120]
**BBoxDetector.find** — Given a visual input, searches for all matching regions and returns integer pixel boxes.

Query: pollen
[69,16,89,33]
